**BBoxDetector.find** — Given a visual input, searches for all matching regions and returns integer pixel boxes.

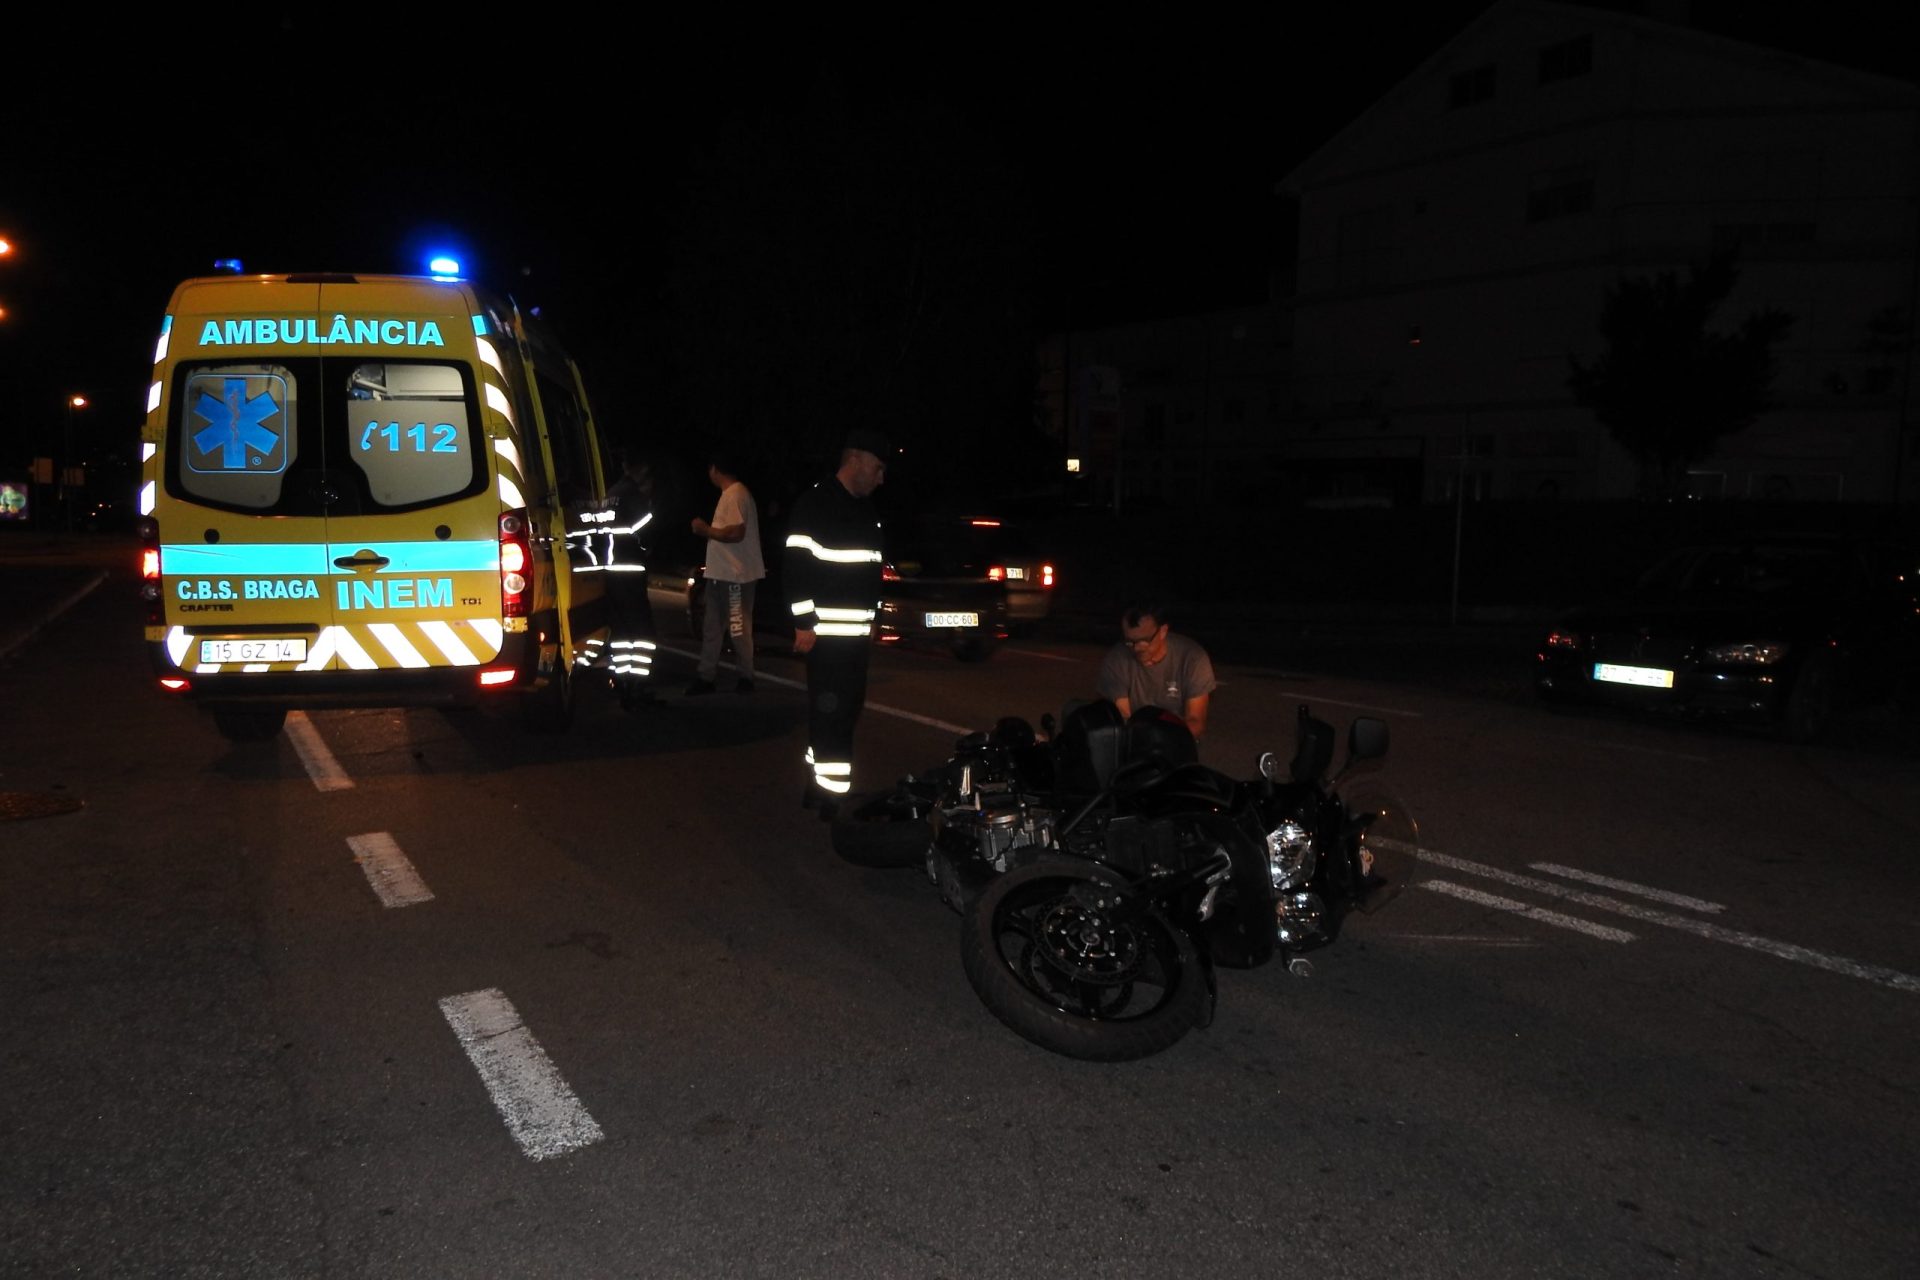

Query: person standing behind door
[784,430,891,819]
[687,452,765,695]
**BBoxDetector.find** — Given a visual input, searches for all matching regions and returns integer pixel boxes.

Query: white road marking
[1530,863,1725,913]
[439,989,604,1161]
[1392,934,1543,948]
[867,701,973,736]
[347,832,434,908]
[1420,880,1638,942]
[1530,730,1713,764]
[1003,647,1078,663]
[1,570,106,661]
[284,712,354,792]
[1262,688,1424,718]
[1376,838,1920,994]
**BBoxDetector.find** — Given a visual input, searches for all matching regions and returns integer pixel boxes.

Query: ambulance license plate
[201,638,309,664]
[1593,662,1674,689]
[925,612,979,629]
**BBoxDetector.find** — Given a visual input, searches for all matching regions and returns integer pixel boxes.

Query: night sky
[3,3,1911,486]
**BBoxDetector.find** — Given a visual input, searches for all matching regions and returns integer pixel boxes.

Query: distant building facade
[1045,1,1920,506]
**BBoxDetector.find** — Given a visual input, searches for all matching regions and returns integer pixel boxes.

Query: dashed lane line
[348,832,434,908]
[1530,862,1725,913]
[285,711,355,791]
[1420,880,1637,943]
[439,989,604,1162]
[1375,837,1920,994]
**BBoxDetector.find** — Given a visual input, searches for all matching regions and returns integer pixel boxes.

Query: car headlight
[1266,820,1316,892]
[1705,642,1789,665]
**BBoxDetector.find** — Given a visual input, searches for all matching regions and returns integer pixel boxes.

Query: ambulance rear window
[176,363,300,510]
[166,357,483,516]
[343,362,479,508]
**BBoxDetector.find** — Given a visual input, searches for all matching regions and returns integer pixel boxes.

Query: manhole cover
[0,791,84,821]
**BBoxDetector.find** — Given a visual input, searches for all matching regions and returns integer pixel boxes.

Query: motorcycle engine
[936,784,1053,874]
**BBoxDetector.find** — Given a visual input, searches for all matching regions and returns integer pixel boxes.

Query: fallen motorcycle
[831,699,1403,1061]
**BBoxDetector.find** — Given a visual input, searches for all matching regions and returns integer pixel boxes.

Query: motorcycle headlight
[1705,642,1789,665]
[1266,819,1316,892]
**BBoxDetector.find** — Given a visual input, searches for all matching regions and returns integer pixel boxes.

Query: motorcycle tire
[830,792,934,868]
[961,860,1209,1062]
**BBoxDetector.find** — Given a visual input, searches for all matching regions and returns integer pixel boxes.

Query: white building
[1279,0,1920,503]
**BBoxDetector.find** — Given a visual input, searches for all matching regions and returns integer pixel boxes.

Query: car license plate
[1004,567,1026,580]
[925,612,979,628]
[1593,662,1673,689]
[201,638,308,664]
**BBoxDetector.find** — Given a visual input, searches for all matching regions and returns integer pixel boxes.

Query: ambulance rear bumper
[147,631,544,709]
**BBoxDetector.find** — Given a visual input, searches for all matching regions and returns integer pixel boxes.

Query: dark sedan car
[877,518,1014,661]
[1533,536,1920,740]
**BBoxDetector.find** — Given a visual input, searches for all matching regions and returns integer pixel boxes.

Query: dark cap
[843,429,896,460]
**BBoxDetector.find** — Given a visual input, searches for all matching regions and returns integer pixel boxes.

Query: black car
[1533,535,1920,740]
[878,517,1013,661]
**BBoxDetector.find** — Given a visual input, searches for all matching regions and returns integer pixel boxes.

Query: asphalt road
[4,537,1917,1278]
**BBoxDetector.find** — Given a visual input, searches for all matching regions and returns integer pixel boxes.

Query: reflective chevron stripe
[172,620,506,673]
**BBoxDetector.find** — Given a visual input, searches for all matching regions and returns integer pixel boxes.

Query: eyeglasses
[1123,625,1164,650]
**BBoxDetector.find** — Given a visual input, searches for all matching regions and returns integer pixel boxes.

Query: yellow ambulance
[137,270,618,740]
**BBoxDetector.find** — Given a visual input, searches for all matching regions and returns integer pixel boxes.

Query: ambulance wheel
[211,707,287,742]
[521,663,576,732]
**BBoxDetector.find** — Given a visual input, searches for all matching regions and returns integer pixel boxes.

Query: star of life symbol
[191,376,284,471]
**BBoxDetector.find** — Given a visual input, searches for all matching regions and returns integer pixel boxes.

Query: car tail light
[882,563,900,582]
[137,516,163,624]
[1543,629,1582,651]
[499,510,531,617]
[987,565,1005,581]
[1041,563,1055,589]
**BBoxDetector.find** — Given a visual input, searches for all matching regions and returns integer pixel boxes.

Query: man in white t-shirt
[687,453,766,694]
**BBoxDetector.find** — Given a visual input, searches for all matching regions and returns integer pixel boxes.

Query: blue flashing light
[427,255,462,279]
[212,258,244,274]
[161,315,173,335]
[471,314,489,336]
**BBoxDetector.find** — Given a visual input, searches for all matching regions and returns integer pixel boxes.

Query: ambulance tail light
[478,667,517,688]
[137,516,163,624]
[499,510,531,617]
[159,677,190,691]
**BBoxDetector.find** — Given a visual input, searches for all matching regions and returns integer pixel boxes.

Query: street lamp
[62,395,88,532]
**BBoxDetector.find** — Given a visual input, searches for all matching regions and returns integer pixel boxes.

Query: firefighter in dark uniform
[784,430,892,819]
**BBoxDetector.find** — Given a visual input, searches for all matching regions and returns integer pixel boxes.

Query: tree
[1568,253,1792,497]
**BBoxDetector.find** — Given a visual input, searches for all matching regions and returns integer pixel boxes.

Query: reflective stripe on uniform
[784,534,882,564]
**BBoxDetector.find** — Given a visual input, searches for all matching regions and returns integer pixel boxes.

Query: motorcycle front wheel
[961,860,1208,1062]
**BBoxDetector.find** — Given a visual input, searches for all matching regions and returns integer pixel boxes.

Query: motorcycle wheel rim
[991,877,1185,1023]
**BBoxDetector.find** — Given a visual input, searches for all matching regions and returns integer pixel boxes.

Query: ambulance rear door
[158,280,336,678]
[316,280,505,677]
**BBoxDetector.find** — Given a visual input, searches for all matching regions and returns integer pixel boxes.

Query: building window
[1528,171,1594,222]
[1538,34,1592,84]
[1449,64,1496,109]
